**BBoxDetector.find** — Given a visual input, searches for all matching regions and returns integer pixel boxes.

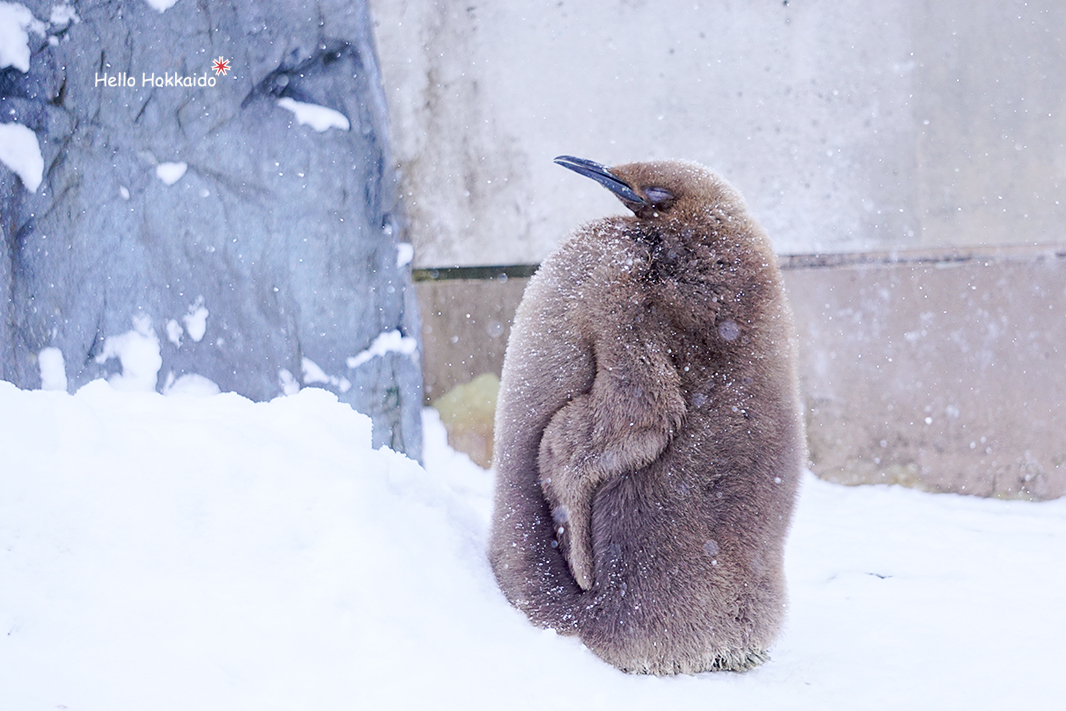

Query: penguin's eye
[644,187,674,204]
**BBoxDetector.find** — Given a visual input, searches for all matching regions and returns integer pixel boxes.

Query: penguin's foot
[717,649,770,671]
[541,469,595,590]
[615,648,770,675]
[537,395,605,590]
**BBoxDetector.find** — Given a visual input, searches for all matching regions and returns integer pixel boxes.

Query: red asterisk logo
[211,57,231,76]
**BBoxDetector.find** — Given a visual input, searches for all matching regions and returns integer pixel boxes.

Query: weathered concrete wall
[370,0,1066,267]
[379,0,1065,492]
[417,246,1066,499]
[787,246,1066,500]
[418,274,524,402]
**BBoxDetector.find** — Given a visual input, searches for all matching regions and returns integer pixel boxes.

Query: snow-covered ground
[1,380,1063,710]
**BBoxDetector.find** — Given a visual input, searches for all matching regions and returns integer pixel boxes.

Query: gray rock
[0,0,422,459]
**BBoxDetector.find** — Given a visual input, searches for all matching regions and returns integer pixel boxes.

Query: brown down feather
[488,158,806,675]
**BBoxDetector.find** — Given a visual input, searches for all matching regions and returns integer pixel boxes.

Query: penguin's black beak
[554,156,648,207]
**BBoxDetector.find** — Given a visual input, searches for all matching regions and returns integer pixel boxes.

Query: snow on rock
[37,346,66,391]
[162,372,221,397]
[94,314,163,391]
[0,385,1063,710]
[347,329,419,369]
[0,2,44,72]
[301,357,352,394]
[182,297,208,342]
[276,97,351,133]
[165,319,184,346]
[142,0,180,13]
[49,3,79,26]
[277,368,300,396]
[396,242,415,268]
[0,121,44,192]
[166,298,208,349]
[155,161,188,185]
[0,1,421,459]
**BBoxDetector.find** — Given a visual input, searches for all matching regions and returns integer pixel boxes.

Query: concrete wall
[370,0,1066,266]
[419,276,523,402]
[379,1,1066,498]
[788,245,1066,500]
[417,246,1066,499]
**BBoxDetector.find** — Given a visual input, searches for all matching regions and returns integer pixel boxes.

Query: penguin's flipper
[585,326,687,476]
[538,328,687,590]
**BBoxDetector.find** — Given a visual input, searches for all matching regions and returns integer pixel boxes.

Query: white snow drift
[0,381,1063,711]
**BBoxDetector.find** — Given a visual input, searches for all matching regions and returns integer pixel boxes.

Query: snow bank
[1,380,1063,710]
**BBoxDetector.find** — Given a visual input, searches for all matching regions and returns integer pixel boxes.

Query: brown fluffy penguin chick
[488,156,806,675]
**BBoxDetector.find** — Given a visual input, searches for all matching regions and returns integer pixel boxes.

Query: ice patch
[155,162,188,186]
[0,122,44,192]
[346,330,419,369]
[0,2,45,72]
[276,98,351,133]
[38,346,66,391]
[182,298,208,342]
[396,242,415,268]
[163,372,221,397]
[142,0,180,13]
[49,4,79,26]
[302,358,352,394]
[94,314,162,392]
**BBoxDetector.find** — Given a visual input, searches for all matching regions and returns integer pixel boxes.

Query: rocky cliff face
[0,0,421,459]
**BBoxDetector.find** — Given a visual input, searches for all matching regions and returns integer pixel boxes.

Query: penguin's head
[554,155,723,220]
